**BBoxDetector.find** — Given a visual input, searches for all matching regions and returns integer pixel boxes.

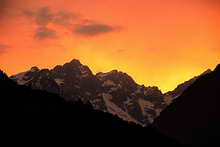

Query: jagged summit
[63,59,82,67]
[199,69,212,77]
[64,59,82,68]
[62,59,93,76]
[53,65,63,72]
[96,69,137,86]
[202,69,212,74]
[70,59,81,64]
[30,66,40,72]
[63,59,85,69]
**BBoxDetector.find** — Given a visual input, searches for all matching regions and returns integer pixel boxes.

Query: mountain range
[1,60,220,146]
[10,59,211,126]
[0,70,180,146]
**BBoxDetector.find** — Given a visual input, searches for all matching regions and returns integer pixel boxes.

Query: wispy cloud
[23,7,77,27]
[34,27,57,40]
[74,23,115,36]
[23,6,121,39]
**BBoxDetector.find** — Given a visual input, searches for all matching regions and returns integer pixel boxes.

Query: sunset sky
[0,0,220,92]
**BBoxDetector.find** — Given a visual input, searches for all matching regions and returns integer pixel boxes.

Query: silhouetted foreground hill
[0,70,180,146]
[154,64,220,146]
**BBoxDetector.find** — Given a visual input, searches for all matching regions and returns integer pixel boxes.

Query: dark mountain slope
[164,69,212,104]
[154,64,220,146]
[0,70,180,146]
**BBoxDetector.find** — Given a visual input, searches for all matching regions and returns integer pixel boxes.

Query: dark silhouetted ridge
[214,64,220,72]
[154,64,220,146]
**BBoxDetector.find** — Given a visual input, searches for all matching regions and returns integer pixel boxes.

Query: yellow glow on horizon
[0,0,220,93]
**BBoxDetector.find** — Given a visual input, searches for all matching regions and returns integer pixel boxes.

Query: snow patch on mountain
[102,93,141,125]
[138,99,156,123]
[102,80,116,87]
[54,78,64,86]
[10,71,33,85]
[96,70,117,79]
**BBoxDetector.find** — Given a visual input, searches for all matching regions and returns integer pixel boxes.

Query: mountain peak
[69,59,81,65]
[62,59,85,72]
[30,66,40,72]
[110,69,118,73]
[96,70,135,83]
[200,69,212,76]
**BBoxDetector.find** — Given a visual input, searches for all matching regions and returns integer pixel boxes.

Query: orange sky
[0,0,220,92]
